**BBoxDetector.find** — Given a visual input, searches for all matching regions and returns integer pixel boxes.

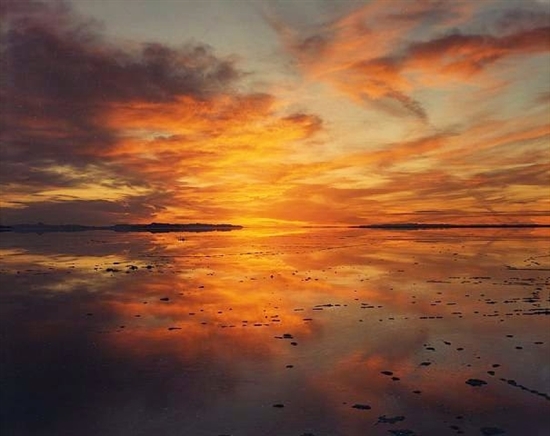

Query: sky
[1,0,549,226]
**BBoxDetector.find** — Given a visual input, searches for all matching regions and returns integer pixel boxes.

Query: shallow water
[1,228,549,436]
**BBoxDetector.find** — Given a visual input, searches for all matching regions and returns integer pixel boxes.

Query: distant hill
[111,223,243,233]
[3,222,243,234]
[352,223,550,230]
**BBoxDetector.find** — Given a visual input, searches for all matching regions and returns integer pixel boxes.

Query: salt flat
[1,228,549,436]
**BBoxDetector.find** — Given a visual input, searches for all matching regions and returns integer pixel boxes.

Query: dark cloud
[385,88,427,121]
[385,0,465,25]
[492,7,550,35]
[2,1,239,104]
[1,0,240,157]
[0,194,172,225]
[295,34,330,58]
[0,161,83,187]
[1,1,325,226]
[0,0,242,224]
[405,26,550,75]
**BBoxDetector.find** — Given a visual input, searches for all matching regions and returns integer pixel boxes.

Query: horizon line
[1,221,549,233]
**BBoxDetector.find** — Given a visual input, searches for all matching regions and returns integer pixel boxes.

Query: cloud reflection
[1,229,549,435]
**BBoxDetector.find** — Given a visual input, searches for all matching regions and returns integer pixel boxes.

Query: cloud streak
[1,0,548,226]
[0,0,322,225]
[269,0,550,122]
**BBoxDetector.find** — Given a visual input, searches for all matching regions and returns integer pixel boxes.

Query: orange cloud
[270,0,550,121]
[2,0,548,227]
[405,26,550,80]
[0,1,325,225]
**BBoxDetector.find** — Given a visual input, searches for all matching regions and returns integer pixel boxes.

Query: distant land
[0,222,243,234]
[352,223,550,230]
[2,222,549,234]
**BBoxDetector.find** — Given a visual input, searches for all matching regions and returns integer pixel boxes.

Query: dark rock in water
[272,403,284,408]
[389,430,416,436]
[351,403,371,410]
[480,427,505,435]
[160,297,170,301]
[381,370,393,376]
[283,333,294,339]
[377,415,405,424]
[466,378,487,387]
[419,361,431,366]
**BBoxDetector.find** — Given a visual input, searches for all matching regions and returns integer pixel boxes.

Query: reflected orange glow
[2,227,549,435]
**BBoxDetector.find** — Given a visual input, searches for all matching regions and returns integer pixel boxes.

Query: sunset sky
[1,0,549,226]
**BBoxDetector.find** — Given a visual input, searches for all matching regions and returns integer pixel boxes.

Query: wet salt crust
[1,227,549,435]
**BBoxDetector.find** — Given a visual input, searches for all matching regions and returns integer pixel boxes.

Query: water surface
[1,228,549,436]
